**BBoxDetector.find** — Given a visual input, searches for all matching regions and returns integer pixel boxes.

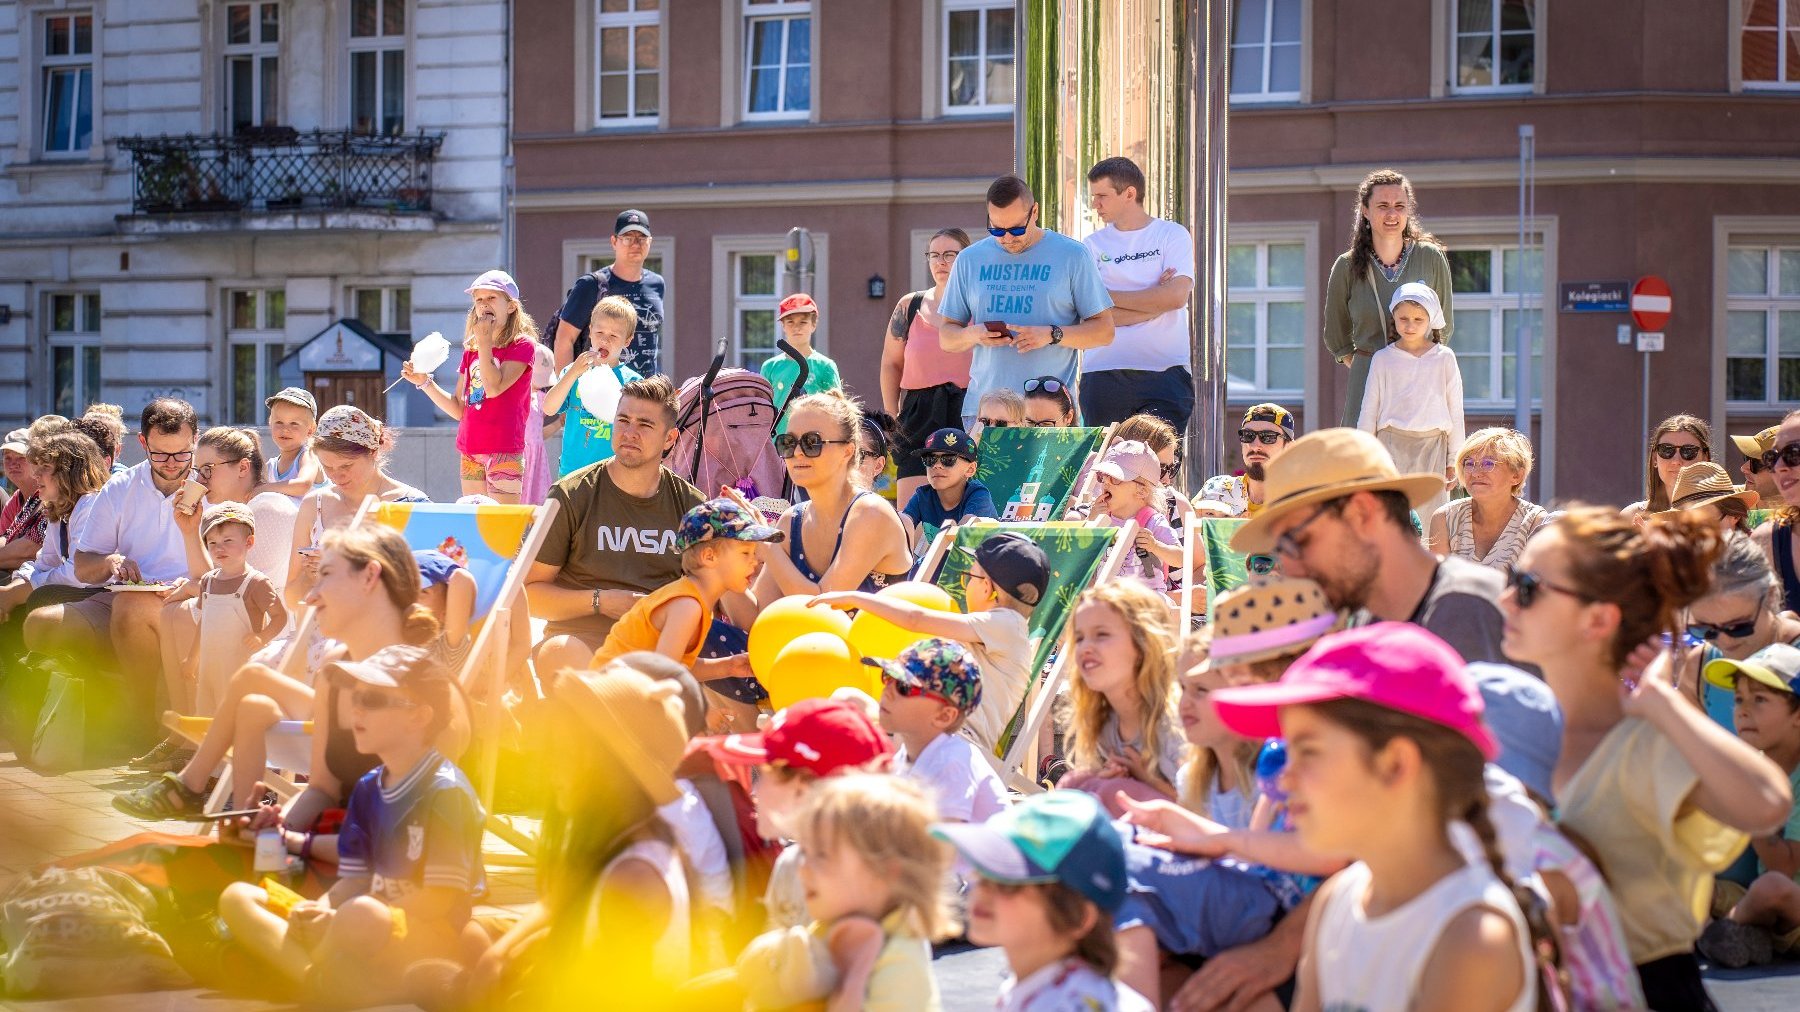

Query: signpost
[1631,276,1673,491]
[1558,281,1630,313]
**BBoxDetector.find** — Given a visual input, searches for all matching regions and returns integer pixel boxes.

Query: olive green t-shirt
[537,461,705,642]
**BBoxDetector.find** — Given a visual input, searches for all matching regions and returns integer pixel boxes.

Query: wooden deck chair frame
[915,515,1139,793]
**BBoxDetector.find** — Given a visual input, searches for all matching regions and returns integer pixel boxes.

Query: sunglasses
[922,452,966,469]
[1023,377,1067,396]
[1687,615,1760,641]
[1504,566,1591,609]
[147,449,195,463]
[195,458,246,481]
[1273,499,1341,559]
[774,431,852,459]
[976,417,1011,430]
[987,203,1037,238]
[1238,429,1284,446]
[349,688,419,711]
[881,674,952,705]
[1762,442,1800,470]
[1160,459,1182,481]
[1460,456,1500,472]
[1654,443,1704,462]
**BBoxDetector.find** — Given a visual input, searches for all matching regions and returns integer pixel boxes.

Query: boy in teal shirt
[763,293,841,435]
[543,295,644,475]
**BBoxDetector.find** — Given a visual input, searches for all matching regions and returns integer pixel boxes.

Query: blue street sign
[1559,281,1630,313]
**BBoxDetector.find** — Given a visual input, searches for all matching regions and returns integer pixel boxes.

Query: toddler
[261,387,322,502]
[1087,440,1182,594]
[166,503,285,716]
[969,387,1025,440]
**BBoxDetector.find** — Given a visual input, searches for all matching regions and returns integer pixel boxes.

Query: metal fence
[119,128,445,215]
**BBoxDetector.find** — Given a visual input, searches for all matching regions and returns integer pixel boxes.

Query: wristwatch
[1049,325,1064,345]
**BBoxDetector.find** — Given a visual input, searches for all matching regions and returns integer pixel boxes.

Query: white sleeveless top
[583,838,690,983]
[1312,860,1535,1012]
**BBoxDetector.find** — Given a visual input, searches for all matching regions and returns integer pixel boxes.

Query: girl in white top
[1207,623,1541,1012]
[1357,281,1463,519]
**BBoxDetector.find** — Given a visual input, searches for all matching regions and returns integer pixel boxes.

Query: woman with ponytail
[1501,506,1793,1010]
[1322,169,1455,426]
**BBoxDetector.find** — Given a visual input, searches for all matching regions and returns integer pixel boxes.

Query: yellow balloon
[749,595,853,681]
[766,632,871,709]
[846,581,958,661]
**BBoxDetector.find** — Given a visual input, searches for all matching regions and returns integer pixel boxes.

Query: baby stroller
[667,339,808,507]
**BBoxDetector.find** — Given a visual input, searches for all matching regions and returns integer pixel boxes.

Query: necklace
[1374,239,1413,283]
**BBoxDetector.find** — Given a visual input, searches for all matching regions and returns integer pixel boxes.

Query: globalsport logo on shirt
[1096,249,1161,265]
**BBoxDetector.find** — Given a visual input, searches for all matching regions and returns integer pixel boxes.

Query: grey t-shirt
[1405,555,1511,665]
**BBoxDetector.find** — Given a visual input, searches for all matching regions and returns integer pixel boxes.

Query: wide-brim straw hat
[1230,428,1446,555]
[550,665,687,807]
[1658,461,1758,516]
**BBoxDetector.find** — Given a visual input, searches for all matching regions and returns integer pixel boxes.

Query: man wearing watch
[525,374,703,675]
[938,174,1115,431]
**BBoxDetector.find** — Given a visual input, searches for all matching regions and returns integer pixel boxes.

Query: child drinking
[899,427,997,549]
[1356,280,1463,518]
[764,293,843,434]
[1058,581,1182,813]
[261,387,322,502]
[405,270,538,503]
[866,639,1006,824]
[969,387,1026,440]
[165,503,286,716]
[542,295,644,476]
[934,791,1154,1011]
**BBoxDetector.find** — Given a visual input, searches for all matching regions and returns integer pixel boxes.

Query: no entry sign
[1631,276,1672,332]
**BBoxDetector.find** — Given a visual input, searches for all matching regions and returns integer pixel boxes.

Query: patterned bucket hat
[1210,575,1341,668]
[862,637,984,714]
[675,497,786,552]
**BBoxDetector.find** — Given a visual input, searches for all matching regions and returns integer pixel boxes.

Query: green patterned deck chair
[975,425,1113,520]
[1194,518,1254,620]
[917,518,1137,793]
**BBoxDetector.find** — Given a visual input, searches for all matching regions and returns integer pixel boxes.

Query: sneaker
[127,738,194,774]
[1698,917,1775,969]
[1038,753,1070,788]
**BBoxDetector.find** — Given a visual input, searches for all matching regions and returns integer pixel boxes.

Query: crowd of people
[0,160,1799,1012]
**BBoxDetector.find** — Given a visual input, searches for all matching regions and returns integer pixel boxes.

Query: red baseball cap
[777,293,819,319]
[1209,622,1499,760]
[702,697,891,776]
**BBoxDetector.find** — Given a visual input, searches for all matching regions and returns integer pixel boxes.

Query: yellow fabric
[591,576,708,670]
[1558,718,1748,964]
[861,909,941,1012]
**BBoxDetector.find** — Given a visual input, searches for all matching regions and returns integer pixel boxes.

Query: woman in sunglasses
[1021,375,1077,427]
[1674,532,1800,731]
[744,391,911,600]
[1751,409,1800,617]
[1425,427,1546,571]
[1624,414,1711,522]
[1499,506,1791,1010]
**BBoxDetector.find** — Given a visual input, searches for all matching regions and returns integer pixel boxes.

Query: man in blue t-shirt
[552,208,666,376]
[938,175,1115,430]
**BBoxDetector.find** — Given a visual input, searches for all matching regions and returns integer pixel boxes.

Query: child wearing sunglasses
[1087,441,1183,594]
[867,639,1007,829]
[970,388,1026,441]
[898,427,997,550]
[763,293,843,436]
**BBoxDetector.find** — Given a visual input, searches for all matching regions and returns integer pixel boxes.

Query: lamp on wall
[866,274,886,300]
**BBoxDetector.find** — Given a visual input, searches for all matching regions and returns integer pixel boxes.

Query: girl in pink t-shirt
[405,270,538,503]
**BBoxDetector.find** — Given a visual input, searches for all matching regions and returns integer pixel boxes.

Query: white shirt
[17,494,98,589]
[1081,218,1195,373]
[896,732,1007,824]
[958,608,1035,755]
[998,958,1155,1012]
[1356,342,1466,451]
[72,460,189,584]
[657,778,734,914]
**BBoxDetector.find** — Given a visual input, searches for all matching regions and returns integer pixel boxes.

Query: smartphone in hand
[984,321,1015,340]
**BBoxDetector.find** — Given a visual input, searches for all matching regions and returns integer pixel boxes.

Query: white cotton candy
[409,332,450,374]
[576,364,621,420]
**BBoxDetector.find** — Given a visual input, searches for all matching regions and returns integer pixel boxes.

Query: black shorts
[896,382,968,479]
[1078,366,1195,431]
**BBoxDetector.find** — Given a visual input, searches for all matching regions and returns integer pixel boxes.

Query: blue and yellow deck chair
[915,517,1137,793]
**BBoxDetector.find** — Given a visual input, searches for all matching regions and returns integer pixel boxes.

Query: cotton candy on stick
[384,332,452,392]
[576,360,622,421]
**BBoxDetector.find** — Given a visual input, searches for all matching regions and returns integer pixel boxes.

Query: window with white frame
[1230,0,1301,102]
[353,286,412,334]
[1451,0,1535,93]
[944,1,1014,114]
[743,0,811,119]
[349,0,406,136]
[729,250,782,370]
[1742,0,1800,88]
[596,0,660,127]
[1725,245,1800,405]
[47,292,102,417]
[1447,245,1543,407]
[1226,241,1305,397]
[41,11,94,155]
[224,2,280,134]
[226,289,287,423]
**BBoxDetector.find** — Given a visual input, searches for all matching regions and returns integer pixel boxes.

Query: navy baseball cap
[932,790,1128,912]
[921,427,978,461]
[615,209,652,236]
[957,531,1049,606]
[414,549,462,590]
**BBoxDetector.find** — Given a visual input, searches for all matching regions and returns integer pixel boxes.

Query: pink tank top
[455,339,536,455]
[899,294,972,390]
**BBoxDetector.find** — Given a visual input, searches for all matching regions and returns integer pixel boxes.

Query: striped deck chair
[916,518,1136,793]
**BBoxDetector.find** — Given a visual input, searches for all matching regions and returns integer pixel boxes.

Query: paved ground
[0,747,1793,1010]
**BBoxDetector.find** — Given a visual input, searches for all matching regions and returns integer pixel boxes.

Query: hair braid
[1464,797,1569,1012]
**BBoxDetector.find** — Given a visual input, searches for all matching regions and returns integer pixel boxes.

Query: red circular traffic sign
[1631,276,1672,332]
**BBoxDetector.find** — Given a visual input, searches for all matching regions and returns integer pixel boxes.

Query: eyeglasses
[614,234,650,246]
[1654,443,1704,462]
[925,251,960,263]
[1273,499,1343,559]
[1504,566,1592,609]
[1762,442,1800,470]
[1460,456,1501,472]
[195,458,246,481]
[147,449,195,463]
[987,203,1037,238]
[349,688,420,711]
[774,431,852,459]
[1687,614,1761,641]
[1238,429,1284,446]
[922,453,964,469]
[1028,418,1061,428]
[976,417,1011,430]
[1023,377,1066,396]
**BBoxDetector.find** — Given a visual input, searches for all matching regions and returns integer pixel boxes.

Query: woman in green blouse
[1323,170,1455,426]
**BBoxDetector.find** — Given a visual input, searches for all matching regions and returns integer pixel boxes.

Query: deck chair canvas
[916,518,1136,793]
[974,425,1113,520]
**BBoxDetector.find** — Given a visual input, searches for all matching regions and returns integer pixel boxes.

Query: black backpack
[539,267,608,357]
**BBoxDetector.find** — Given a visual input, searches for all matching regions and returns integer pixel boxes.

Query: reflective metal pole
[1514,125,1534,452]
[1185,0,1229,488]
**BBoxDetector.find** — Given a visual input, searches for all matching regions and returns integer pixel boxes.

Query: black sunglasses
[1504,566,1591,609]
[921,452,966,469]
[1687,615,1760,641]
[1762,442,1800,470]
[987,203,1037,238]
[1654,442,1704,462]
[774,431,852,459]
[976,417,1011,430]
[1023,377,1066,396]
[349,688,419,711]
[1239,429,1284,446]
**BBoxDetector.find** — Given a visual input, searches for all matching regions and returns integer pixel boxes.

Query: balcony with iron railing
[117,127,445,231]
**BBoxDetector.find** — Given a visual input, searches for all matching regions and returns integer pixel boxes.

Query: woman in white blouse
[1427,427,1548,570]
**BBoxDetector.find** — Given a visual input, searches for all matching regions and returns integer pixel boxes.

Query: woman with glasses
[1499,506,1792,1010]
[1752,409,1800,616]
[1021,375,1077,427]
[1674,532,1800,730]
[1624,414,1711,522]
[1426,427,1546,571]
[881,228,974,507]
[746,391,911,601]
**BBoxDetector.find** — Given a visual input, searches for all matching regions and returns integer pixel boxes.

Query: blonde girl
[405,270,539,503]
[1174,630,1259,824]
[1058,580,1181,814]
[970,387,1026,441]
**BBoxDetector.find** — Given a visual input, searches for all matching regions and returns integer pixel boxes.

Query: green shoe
[112,772,206,819]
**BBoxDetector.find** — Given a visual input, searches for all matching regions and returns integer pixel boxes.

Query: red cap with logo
[702,697,891,776]
[777,293,819,319]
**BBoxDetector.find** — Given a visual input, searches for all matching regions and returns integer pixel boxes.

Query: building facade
[0,0,506,434]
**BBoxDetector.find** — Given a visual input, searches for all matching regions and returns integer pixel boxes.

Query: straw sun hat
[1657,461,1758,516]
[1229,428,1446,555]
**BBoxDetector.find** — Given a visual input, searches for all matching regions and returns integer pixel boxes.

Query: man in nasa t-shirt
[525,375,705,671]
[1079,157,1198,430]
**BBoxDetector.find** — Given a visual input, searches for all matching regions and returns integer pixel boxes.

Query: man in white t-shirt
[1080,157,1197,430]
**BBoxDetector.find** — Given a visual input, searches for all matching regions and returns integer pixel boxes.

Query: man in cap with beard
[1196,403,1296,518]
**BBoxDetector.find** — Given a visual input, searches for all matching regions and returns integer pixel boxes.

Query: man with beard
[1228,427,1512,665]
[1197,403,1295,517]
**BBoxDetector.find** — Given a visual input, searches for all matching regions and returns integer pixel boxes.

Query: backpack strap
[900,291,926,340]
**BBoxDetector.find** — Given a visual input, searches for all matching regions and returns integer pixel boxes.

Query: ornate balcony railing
[118,128,445,215]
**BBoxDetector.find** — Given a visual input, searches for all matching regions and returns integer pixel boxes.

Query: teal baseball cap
[931,790,1127,912]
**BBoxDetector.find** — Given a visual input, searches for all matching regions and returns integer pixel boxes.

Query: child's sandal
[111,772,206,819]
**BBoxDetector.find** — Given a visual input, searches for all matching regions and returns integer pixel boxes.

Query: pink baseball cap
[777,293,819,319]
[1209,622,1499,760]
[465,269,520,301]
[1093,439,1163,486]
